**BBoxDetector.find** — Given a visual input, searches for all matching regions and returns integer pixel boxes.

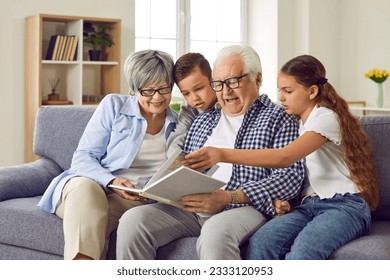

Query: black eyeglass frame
[138,86,172,97]
[210,73,249,92]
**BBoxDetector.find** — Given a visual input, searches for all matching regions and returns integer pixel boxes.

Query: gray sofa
[1,106,390,260]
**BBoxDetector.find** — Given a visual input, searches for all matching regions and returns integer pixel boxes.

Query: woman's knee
[62,177,108,213]
[67,177,106,198]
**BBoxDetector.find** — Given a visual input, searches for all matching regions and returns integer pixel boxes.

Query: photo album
[109,148,226,208]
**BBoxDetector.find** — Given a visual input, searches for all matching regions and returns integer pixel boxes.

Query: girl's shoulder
[313,106,336,117]
[304,106,340,144]
[309,106,338,125]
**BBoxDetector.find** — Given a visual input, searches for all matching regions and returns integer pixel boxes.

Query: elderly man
[116,45,304,260]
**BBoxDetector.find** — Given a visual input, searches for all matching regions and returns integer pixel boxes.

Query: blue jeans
[247,193,371,260]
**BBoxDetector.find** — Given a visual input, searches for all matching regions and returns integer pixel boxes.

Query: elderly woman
[38,49,177,260]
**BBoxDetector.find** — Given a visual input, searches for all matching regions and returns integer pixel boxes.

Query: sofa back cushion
[360,115,390,220]
[34,106,95,171]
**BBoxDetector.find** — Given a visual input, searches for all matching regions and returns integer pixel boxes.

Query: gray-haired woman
[38,49,177,260]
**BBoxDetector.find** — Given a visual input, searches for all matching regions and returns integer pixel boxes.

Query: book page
[143,166,226,201]
[109,166,225,208]
[145,148,185,187]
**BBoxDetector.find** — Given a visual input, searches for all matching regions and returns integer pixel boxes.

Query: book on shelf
[58,35,68,60]
[108,148,225,208]
[45,35,79,61]
[63,36,73,61]
[45,35,57,60]
[54,35,64,60]
[51,35,61,60]
[69,36,78,61]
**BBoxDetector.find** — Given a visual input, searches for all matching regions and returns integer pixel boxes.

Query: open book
[109,149,226,208]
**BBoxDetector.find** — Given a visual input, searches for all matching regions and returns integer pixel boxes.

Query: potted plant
[83,21,114,61]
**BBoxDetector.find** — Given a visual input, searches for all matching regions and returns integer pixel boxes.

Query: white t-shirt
[203,111,244,183]
[199,111,244,218]
[300,105,358,198]
[113,128,166,188]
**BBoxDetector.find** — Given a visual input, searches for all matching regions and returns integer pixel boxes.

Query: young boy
[167,53,217,156]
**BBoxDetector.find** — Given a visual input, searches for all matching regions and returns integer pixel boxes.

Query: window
[135,0,246,64]
[135,0,177,59]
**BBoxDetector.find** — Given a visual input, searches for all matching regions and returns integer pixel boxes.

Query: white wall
[247,0,278,100]
[0,0,134,167]
[340,0,390,107]
[249,0,390,107]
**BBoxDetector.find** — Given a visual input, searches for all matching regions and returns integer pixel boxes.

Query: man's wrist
[230,190,240,204]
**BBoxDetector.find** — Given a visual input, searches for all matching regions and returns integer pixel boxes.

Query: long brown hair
[281,55,379,210]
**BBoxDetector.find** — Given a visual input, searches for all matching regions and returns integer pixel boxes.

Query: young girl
[183,54,380,259]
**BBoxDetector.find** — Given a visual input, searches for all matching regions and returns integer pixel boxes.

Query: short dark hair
[173,53,212,84]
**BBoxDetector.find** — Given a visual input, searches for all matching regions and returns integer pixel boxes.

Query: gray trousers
[116,202,268,260]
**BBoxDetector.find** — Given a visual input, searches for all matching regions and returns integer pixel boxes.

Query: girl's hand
[273,199,291,217]
[182,146,222,172]
[109,178,147,201]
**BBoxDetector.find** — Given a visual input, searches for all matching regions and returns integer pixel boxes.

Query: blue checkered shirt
[183,94,304,216]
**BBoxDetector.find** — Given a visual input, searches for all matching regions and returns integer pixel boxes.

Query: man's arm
[231,112,305,216]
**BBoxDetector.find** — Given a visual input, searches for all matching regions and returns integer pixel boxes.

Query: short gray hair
[124,49,174,95]
[213,45,262,81]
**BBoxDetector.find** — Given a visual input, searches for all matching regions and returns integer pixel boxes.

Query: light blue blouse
[38,94,177,213]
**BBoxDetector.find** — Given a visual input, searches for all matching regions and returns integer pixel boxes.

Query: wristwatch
[230,190,240,204]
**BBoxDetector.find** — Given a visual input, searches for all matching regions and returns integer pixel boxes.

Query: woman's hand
[109,178,147,201]
[273,199,291,217]
[182,146,222,172]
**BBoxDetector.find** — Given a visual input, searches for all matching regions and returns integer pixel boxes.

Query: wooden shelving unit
[25,14,121,162]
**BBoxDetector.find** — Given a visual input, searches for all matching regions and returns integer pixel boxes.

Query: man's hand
[273,199,291,217]
[182,146,222,172]
[109,178,147,201]
[180,189,230,214]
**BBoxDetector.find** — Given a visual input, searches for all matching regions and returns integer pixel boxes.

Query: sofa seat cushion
[329,220,390,259]
[157,221,390,260]
[0,196,63,257]
[157,237,198,260]
[0,243,61,260]
[156,237,248,260]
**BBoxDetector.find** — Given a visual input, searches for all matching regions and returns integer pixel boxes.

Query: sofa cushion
[329,220,390,259]
[0,196,64,256]
[0,243,61,260]
[156,237,199,260]
[0,158,62,201]
[34,106,95,171]
[360,116,390,220]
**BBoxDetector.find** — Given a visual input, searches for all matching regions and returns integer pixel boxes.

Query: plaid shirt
[183,94,304,216]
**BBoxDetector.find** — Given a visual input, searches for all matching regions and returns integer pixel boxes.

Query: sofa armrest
[0,158,63,202]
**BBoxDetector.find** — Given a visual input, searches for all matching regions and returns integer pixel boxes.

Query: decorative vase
[48,89,60,101]
[377,82,384,108]
[88,50,101,61]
